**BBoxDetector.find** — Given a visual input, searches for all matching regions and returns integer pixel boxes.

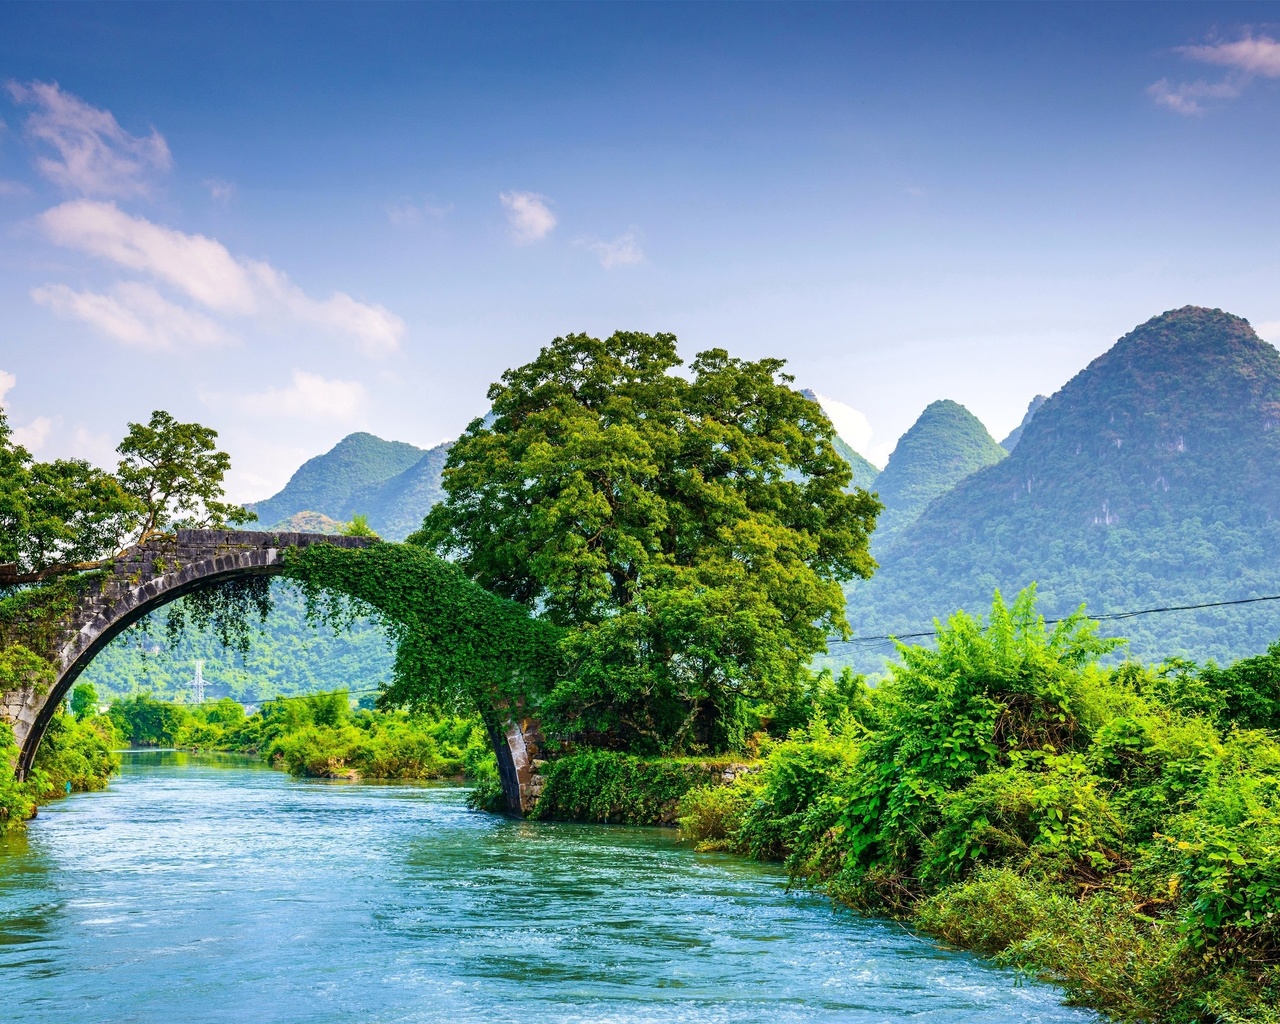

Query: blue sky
[1,2,1279,501]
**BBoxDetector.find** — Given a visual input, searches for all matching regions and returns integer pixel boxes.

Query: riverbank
[529,601,1280,1023]
[105,690,498,785]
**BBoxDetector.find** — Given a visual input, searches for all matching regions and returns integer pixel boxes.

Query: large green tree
[1,409,139,580]
[116,410,254,542]
[1,408,252,584]
[413,331,880,751]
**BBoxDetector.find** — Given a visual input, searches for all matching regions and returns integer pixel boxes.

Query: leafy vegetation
[102,689,495,783]
[414,330,880,752]
[77,579,395,704]
[530,749,740,825]
[1,408,253,586]
[674,586,1280,1022]
[0,710,119,833]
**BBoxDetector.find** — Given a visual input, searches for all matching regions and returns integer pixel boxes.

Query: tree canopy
[1,408,252,584]
[412,331,881,751]
[116,410,254,542]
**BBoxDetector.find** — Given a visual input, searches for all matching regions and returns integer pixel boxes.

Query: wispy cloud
[1148,77,1242,115]
[387,197,453,227]
[12,415,52,452]
[583,230,645,269]
[0,373,55,453]
[204,178,235,204]
[7,80,171,196]
[37,199,404,355]
[32,281,233,351]
[1151,33,1280,115]
[0,179,30,196]
[239,370,365,421]
[1180,35,1280,76]
[42,199,257,311]
[500,190,556,244]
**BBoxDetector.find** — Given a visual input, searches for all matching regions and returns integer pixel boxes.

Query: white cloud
[239,370,365,421]
[7,80,171,197]
[12,416,52,452]
[32,281,233,351]
[1151,34,1280,114]
[813,393,885,467]
[1147,77,1241,115]
[1257,320,1280,344]
[500,190,556,244]
[1180,35,1280,76]
[204,178,235,204]
[38,200,404,355]
[0,369,15,405]
[0,179,30,196]
[584,230,645,269]
[41,199,257,311]
[70,424,118,469]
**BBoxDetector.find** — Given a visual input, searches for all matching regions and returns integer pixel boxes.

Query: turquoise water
[0,752,1097,1023]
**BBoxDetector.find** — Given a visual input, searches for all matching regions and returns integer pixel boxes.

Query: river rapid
[0,752,1098,1023]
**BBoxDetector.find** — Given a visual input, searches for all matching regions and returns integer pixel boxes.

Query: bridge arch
[0,530,548,814]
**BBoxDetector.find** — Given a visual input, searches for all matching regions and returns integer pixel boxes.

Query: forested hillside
[78,580,394,703]
[249,432,449,541]
[841,307,1280,668]
[870,399,1006,541]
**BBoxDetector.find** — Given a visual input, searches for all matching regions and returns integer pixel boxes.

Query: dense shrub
[532,749,738,824]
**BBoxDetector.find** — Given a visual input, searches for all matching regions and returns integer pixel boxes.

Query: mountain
[830,434,880,492]
[841,307,1280,669]
[1001,394,1047,451]
[267,511,345,535]
[871,399,1006,540]
[249,433,426,529]
[248,433,450,541]
[348,445,450,540]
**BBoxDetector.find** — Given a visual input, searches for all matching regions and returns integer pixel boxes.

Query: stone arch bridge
[0,530,545,814]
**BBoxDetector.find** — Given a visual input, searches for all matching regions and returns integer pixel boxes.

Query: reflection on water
[0,752,1097,1023]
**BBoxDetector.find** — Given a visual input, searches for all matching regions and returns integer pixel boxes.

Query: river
[0,752,1098,1023]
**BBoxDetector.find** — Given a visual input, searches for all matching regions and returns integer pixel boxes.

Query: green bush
[532,749,737,824]
[677,780,760,850]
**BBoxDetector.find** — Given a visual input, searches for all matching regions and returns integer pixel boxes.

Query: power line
[828,592,1280,647]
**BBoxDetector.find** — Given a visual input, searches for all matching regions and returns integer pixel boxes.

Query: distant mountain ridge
[842,306,1280,668]
[249,433,450,542]
[253,390,878,541]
